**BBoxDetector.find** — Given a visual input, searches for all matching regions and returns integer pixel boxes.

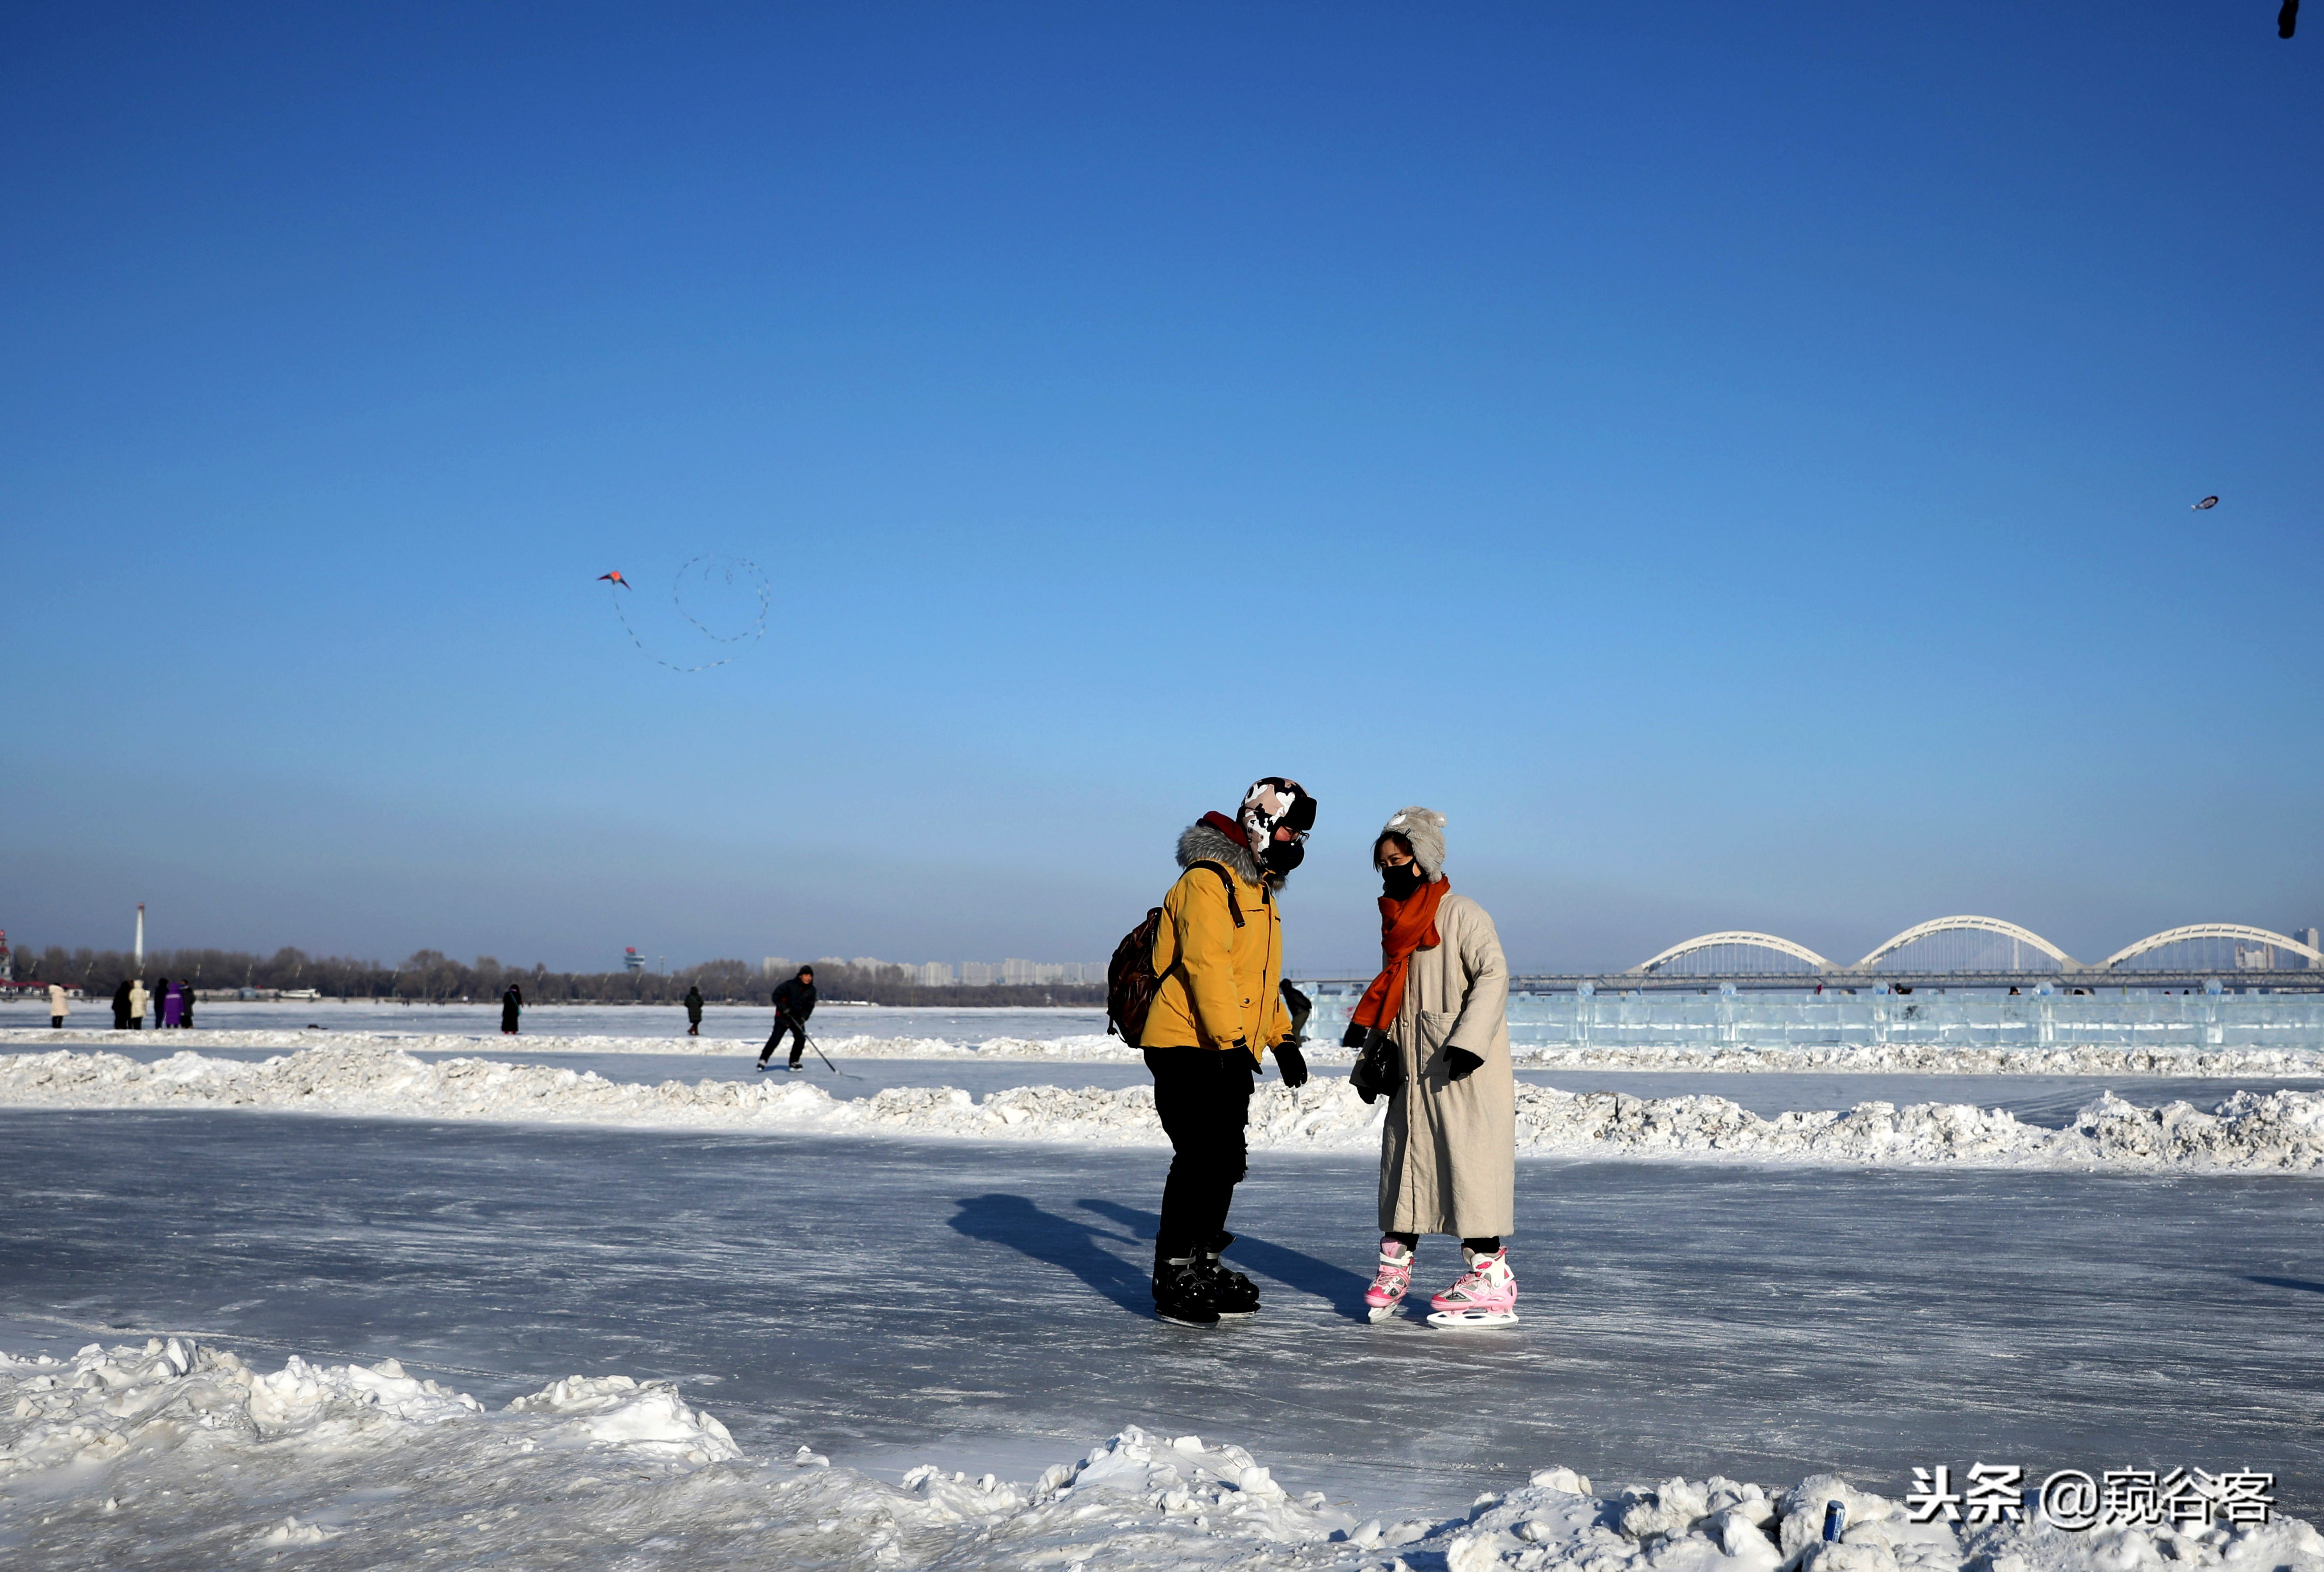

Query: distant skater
[1347,808,1518,1329]
[683,983,704,1037]
[130,978,150,1029]
[161,979,184,1029]
[111,980,132,1030]
[48,982,69,1029]
[757,966,817,1071]
[501,983,523,1035]
[180,986,195,1029]
[151,978,168,1028]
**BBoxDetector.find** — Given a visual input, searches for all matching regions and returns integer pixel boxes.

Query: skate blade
[1366,1302,1403,1323]
[1426,1308,1518,1329]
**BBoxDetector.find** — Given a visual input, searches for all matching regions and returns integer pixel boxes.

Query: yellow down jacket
[1137,820,1293,1064]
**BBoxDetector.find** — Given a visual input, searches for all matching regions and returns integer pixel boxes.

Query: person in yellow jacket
[1140,776,1316,1325]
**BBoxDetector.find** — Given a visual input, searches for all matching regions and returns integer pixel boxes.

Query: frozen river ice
[5,1109,2323,1527]
[0,997,1114,1042]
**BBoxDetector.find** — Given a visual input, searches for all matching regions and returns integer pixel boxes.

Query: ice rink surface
[0,998,1114,1042]
[6,1108,2323,1524]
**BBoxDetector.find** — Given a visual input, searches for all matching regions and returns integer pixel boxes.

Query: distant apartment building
[917,962,955,987]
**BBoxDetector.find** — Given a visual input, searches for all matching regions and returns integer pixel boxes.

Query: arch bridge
[1599,917,2321,990]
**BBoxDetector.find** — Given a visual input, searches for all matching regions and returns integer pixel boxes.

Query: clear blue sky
[4,3,2318,975]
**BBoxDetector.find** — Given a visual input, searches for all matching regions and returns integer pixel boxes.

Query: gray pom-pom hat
[1374,806,1448,882]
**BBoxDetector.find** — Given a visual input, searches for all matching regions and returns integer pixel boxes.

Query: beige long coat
[1377,890,1514,1238]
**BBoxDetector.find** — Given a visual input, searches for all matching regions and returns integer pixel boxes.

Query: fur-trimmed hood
[1178,819,1265,887]
[1376,806,1448,881]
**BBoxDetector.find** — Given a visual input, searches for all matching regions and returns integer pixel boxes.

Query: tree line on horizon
[9,945,1106,1010]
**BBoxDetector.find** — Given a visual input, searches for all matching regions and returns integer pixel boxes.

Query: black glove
[1341,1020,1368,1049]
[1350,1027,1402,1104]
[1444,1046,1485,1082]
[1273,1042,1309,1089]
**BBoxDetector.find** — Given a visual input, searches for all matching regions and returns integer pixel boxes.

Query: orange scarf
[1350,879,1450,1032]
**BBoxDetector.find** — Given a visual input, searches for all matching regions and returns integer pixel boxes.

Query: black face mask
[1381,861,1425,901]
[1261,837,1305,874]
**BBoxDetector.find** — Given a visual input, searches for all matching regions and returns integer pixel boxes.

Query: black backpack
[1105,862,1241,1044]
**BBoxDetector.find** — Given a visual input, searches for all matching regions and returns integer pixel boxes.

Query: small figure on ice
[501,982,523,1036]
[1346,808,1519,1329]
[683,983,704,1036]
[757,966,817,1071]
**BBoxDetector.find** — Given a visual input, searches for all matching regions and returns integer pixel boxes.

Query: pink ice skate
[1363,1237,1413,1323]
[1426,1246,1517,1328]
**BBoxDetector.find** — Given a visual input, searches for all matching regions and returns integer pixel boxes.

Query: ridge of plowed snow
[3,1338,2314,1571]
[14,1027,2324,1078]
[10,1044,2324,1171]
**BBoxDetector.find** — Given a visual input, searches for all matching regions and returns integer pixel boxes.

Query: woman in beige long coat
[1343,807,1516,1326]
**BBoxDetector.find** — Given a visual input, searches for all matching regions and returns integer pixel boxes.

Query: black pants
[762,1017,806,1064]
[1144,1046,1255,1265]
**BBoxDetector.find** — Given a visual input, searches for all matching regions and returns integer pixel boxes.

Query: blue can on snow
[1822,1501,1846,1543]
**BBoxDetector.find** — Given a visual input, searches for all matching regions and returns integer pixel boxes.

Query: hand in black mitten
[1274,1043,1309,1089]
[1342,1021,1369,1049]
[1444,1047,1485,1082]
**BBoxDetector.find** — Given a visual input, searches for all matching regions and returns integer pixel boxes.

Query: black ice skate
[1195,1232,1260,1317]
[1151,1258,1221,1326]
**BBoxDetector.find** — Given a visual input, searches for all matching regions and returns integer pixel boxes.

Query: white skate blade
[1426,1307,1518,1329]
[1366,1301,1401,1323]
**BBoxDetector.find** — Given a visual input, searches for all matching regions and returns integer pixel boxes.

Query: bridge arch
[2101,924,2324,970]
[1628,932,1832,975]
[1854,916,2077,971]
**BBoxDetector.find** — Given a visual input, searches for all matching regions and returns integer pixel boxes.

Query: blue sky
[4,3,2318,975]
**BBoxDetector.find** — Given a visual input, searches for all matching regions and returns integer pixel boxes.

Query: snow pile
[14,1044,2324,1171]
[25,1025,2324,1081]
[1365,1466,2324,1572]
[0,1340,1338,1569]
[5,1339,2317,1571]
[1518,1041,2324,1078]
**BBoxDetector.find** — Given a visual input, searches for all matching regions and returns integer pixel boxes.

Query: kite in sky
[601,557,770,673]
[2283,1,2299,41]
[2192,496,2219,511]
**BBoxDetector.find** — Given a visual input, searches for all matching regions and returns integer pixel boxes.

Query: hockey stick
[801,1029,863,1080]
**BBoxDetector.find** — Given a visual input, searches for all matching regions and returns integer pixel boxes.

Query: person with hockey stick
[1346,807,1518,1328]
[757,966,817,1071]
[1138,777,1316,1326]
